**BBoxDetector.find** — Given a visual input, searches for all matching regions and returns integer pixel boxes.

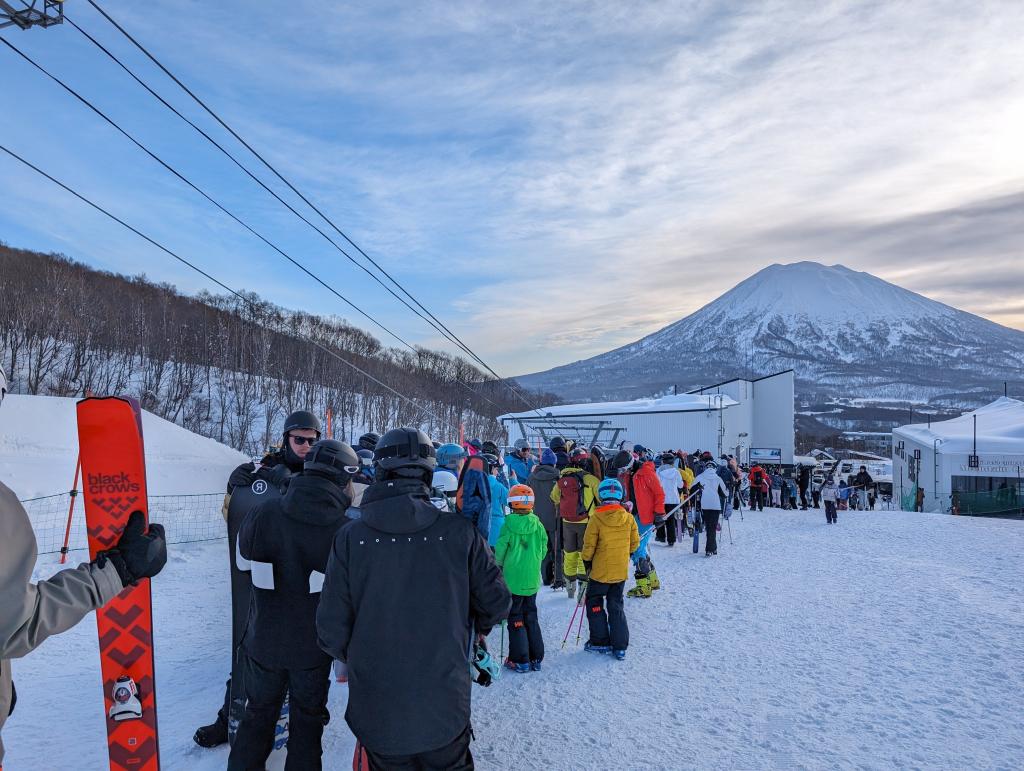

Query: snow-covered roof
[893,397,1024,454]
[499,392,738,421]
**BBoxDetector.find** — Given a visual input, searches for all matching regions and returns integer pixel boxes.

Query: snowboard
[692,510,701,554]
[77,396,160,771]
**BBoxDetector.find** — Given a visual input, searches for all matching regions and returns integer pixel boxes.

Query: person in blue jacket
[506,438,537,485]
[456,452,492,541]
[483,454,509,548]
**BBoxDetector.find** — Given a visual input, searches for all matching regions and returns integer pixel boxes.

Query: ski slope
[7,506,1023,770]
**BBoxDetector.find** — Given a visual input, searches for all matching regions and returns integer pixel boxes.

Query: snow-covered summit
[517,261,1024,403]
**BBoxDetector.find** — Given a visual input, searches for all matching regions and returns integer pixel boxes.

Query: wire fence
[21,490,226,556]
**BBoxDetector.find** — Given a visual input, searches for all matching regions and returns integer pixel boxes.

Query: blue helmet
[597,478,624,503]
[436,443,466,470]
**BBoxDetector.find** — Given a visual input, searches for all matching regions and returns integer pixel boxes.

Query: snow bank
[0,394,248,498]
[7,506,1024,769]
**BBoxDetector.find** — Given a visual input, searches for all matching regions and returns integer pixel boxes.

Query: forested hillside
[1,244,548,454]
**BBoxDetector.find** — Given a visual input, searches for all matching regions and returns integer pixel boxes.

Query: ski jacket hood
[361,478,440,534]
[527,464,560,531]
[657,464,682,505]
[581,503,640,584]
[696,467,729,511]
[494,512,547,596]
[281,473,351,527]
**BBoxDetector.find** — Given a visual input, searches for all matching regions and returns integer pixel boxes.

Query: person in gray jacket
[0,365,168,765]
[527,448,563,589]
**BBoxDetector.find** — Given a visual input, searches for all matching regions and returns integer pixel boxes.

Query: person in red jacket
[748,464,768,511]
[615,449,665,598]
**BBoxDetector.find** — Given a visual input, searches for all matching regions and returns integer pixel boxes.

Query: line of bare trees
[1,243,554,455]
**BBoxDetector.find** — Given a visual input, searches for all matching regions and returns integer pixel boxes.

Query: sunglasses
[289,435,318,446]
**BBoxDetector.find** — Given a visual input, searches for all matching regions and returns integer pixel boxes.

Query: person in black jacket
[798,463,812,510]
[317,428,510,770]
[853,466,876,510]
[227,439,359,771]
[194,409,320,749]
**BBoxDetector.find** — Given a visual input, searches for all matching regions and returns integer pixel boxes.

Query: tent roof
[499,392,738,421]
[893,397,1024,454]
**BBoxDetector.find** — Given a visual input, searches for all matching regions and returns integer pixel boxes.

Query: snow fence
[21,490,225,556]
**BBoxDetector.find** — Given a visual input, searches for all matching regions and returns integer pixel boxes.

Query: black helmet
[549,436,567,452]
[481,440,500,457]
[480,453,500,470]
[283,410,322,435]
[358,432,381,452]
[611,449,633,470]
[374,428,437,473]
[304,440,359,482]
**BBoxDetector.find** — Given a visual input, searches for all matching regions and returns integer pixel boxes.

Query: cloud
[1,0,1021,378]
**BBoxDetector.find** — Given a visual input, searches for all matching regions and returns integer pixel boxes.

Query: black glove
[228,462,256,491]
[97,511,168,586]
[582,560,592,576]
[654,511,667,526]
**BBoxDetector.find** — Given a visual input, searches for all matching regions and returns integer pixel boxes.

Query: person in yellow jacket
[580,478,640,659]
[549,448,601,600]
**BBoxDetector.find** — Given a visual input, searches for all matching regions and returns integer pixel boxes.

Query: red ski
[77,396,161,771]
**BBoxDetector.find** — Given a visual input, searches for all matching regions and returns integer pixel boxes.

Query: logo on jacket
[252,479,268,495]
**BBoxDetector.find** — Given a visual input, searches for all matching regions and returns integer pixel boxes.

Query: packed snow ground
[7,505,1023,770]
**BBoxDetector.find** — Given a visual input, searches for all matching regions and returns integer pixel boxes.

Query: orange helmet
[508,484,535,512]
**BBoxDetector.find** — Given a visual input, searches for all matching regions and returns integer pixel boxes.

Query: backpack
[557,471,589,522]
[754,469,765,486]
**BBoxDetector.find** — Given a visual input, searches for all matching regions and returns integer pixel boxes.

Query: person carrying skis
[495,485,548,672]
[505,438,536,485]
[195,408,319,749]
[620,449,665,597]
[550,447,601,599]
[456,451,492,542]
[317,428,510,770]
[528,448,563,589]
[694,460,729,556]
[655,452,683,547]
[228,439,358,771]
[0,366,168,766]
[821,474,839,524]
[581,478,640,660]
[853,466,876,510]
[484,453,509,548]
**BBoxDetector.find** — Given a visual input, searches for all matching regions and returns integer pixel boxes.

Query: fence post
[58,456,82,564]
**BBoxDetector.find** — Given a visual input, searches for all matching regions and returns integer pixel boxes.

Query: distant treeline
[0,243,553,454]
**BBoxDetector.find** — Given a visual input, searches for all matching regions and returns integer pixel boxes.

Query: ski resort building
[501,370,795,463]
[892,397,1024,517]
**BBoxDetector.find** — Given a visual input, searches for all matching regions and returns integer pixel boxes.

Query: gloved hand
[654,511,667,526]
[97,511,168,587]
[228,462,256,491]
[582,560,592,578]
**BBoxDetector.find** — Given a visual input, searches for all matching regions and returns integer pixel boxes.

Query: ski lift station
[501,370,795,463]
[892,397,1024,517]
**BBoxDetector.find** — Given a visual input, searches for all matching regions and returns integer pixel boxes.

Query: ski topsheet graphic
[77,396,160,771]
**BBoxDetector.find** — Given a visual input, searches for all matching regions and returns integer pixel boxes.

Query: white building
[892,397,1024,516]
[500,370,795,463]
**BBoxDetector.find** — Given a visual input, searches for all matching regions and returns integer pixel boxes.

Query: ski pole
[726,513,733,545]
[500,620,506,663]
[561,593,585,649]
[574,581,589,647]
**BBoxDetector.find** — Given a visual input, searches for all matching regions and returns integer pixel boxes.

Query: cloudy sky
[2,0,1022,375]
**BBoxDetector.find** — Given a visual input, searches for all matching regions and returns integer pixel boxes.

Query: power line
[82,0,577,437]
[0,141,460,433]
[6,24,511,416]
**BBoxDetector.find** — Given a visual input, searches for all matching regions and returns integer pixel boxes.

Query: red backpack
[557,471,590,522]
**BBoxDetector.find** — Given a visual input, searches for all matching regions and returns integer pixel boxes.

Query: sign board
[749,447,782,464]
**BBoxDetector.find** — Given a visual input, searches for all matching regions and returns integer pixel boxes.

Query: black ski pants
[228,655,331,771]
[812,490,821,508]
[541,526,564,587]
[507,593,544,664]
[585,580,628,650]
[825,501,837,523]
[655,511,677,545]
[751,488,765,511]
[703,509,721,554]
[799,484,809,509]
[364,725,474,771]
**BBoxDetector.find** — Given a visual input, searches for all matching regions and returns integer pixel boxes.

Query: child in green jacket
[495,484,549,673]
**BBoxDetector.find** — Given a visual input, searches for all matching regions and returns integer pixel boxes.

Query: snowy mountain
[516,262,1024,407]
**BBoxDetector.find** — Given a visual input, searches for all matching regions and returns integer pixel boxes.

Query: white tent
[892,397,1024,516]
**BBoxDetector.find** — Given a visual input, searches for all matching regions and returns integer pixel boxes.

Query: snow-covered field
[7,506,1023,770]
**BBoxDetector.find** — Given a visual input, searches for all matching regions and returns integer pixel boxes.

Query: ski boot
[584,642,612,654]
[566,579,576,600]
[627,577,652,598]
[194,717,229,748]
[512,662,531,673]
[530,660,543,672]
[612,649,626,661]
[649,569,661,591]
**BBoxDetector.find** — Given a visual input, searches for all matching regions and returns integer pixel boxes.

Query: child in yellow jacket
[581,478,640,660]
